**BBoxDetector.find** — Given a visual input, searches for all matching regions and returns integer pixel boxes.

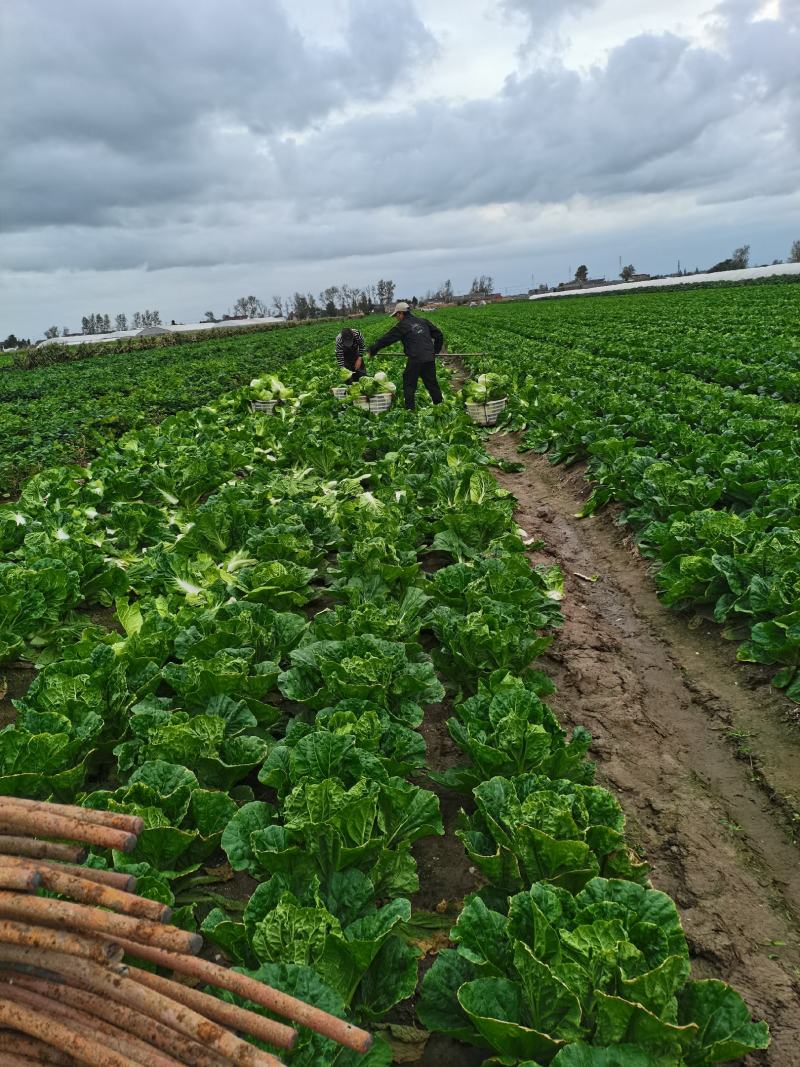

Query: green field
[1,284,791,1063]
[0,323,339,493]
[440,282,800,702]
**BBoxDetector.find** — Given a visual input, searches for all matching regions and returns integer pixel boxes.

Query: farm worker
[366,302,444,410]
[335,326,367,382]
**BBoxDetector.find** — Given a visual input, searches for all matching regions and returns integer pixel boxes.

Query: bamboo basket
[353,393,393,413]
[465,397,507,426]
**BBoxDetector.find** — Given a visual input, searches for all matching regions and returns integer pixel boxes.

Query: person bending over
[335,326,367,382]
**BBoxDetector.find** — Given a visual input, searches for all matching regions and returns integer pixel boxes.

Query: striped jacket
[335,329,366,369]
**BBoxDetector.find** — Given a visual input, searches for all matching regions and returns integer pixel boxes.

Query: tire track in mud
[485,431,800,1067]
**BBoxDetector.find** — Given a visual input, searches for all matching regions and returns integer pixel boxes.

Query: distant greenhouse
[37,316,285,348]
[529,262,800,301]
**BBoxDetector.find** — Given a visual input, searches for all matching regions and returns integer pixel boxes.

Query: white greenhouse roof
[37,316,285,348]
[169,317,284,334]
[529,263,800,300]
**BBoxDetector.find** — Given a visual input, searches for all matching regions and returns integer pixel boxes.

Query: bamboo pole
[110,936,373,1052]
[130,965,297,1050]
[0,945,285,1067]
[0,894,199,954]
[0,920,123,964]
[0,836,87,863]
[0,798,144,836]
[0,810,136,853]
[0,1031,78,1066]
[0,862,168,922]
[3,974,232,1067]
[0,869,40,893]
[0,855,136,892]
[0,981,182,1067]
[0,997,139,1067]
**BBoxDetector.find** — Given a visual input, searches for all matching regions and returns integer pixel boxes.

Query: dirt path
[484,430,800,1066]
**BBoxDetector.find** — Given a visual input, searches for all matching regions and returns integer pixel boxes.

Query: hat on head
[392,301,410,315]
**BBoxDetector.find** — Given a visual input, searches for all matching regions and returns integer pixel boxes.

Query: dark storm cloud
[1,0,436,229]
[274,3,800,213]
[0,0,798,288]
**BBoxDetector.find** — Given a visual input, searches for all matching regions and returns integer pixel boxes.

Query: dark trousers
[342,360,366,383]
[402,360,442,409]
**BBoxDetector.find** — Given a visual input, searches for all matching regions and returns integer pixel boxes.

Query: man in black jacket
[366,302,444,410]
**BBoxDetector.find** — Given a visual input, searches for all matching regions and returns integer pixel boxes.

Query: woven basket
[251,399,278,414]
[465,397,508,426]
[353,392,393,413]
[331,386,350,399]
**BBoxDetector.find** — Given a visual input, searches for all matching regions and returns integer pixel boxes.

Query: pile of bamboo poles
[0,796,373,1066]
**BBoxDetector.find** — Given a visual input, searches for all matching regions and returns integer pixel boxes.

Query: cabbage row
[440,283,800,702]
[0,351,769,1064]
[0,322,338,492]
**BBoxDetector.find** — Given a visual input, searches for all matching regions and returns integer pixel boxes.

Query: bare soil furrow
[485,431,800,1067]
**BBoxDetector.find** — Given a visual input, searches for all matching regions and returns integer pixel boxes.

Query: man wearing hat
[366,302,444,410]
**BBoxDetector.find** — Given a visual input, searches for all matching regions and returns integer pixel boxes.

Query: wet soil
[0,665,34,728]
[403,697,486,1066]
[485,430,800,1067]
[412,697,481,915]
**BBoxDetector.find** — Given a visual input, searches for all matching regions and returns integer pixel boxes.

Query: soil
[0,664,35,727]
[412,696,481,915]
[405,697,487,1066]
[483,429,800,1067]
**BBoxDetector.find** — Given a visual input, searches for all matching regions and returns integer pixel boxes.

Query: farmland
[0,324,338,493]
[441,281,800,706]
[1,282,798,1064]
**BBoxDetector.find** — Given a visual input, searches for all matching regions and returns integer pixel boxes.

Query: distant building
[630,273,651,282]
[556,277,607,290]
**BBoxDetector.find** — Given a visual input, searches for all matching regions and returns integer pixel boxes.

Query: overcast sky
[1,0,798,338]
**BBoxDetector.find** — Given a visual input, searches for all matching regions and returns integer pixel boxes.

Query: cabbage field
[0,323,338,493]
[1,283,794,1064]
[442,280,800,705]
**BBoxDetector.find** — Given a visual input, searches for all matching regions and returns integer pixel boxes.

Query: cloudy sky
[2,0,798,338]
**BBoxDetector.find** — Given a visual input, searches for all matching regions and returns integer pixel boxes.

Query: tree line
[420,277,495,302]
[704,242,797,272]
[252,275,495,320]
[196,281,400,323]
[42,310,164,339]
[38,282,400,342]
[271,279,398,321]
[27,240,800,344]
